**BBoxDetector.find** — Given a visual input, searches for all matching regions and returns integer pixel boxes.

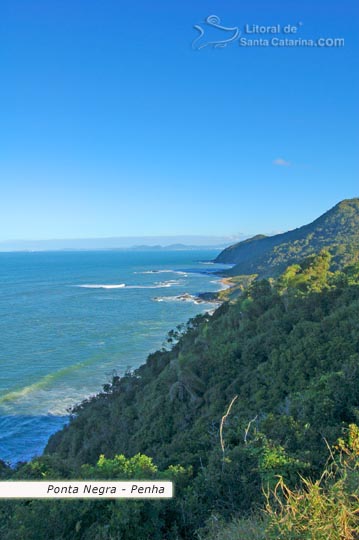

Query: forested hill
[45,253,359,478]
[1,253,359,538]
[215,198,359,277]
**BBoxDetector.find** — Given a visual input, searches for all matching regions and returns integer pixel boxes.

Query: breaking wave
[77,284,126,289]
[134,270,188,276]
[154,293,205,305]
[76,280,182,290]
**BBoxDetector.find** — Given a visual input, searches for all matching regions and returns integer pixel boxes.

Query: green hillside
[1,253,359,538]
[215,198,359,277]
[2,201,359,539]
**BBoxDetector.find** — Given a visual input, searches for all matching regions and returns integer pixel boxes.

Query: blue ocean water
[0,250,229,464]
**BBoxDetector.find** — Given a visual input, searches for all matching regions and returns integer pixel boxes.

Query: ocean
[0,249,229,465]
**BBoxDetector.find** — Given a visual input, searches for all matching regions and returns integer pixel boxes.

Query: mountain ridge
[2,204,359,539]
[215,198,359,277]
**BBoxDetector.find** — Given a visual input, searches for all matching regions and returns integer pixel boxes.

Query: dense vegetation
[215,198,359,277]
[204,424,359,540]
[1,249,359,538]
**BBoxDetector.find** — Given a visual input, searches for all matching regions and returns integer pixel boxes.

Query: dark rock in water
[197,291,220,302]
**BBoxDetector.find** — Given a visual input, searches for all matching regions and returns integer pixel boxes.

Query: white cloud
[273,158,291,167]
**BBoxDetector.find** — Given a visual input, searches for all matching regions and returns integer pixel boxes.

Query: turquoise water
[0,250,228,464]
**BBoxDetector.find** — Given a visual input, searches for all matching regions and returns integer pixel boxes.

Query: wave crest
[77,284,126,289]
[76,280,181,290]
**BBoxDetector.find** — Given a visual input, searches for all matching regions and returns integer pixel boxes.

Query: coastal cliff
[215,198,359,277]
[1,200,359,539]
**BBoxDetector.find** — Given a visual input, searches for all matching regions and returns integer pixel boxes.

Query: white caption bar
[0,481,173,499]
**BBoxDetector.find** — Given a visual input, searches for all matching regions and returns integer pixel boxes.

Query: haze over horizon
[0,234,247,252]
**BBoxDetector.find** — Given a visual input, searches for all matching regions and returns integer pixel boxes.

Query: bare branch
[220,395,238,456]
[244,415,258,444]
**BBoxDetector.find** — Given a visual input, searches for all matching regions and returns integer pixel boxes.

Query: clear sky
[1,0,358,241]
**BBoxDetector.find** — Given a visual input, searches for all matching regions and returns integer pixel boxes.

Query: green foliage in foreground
[265,437,359,539]
[1,253,359,538]
[0,454,190,540]
[203,424,359,540]
[197,515,268,540]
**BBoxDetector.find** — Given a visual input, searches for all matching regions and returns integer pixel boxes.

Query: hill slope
[215,198,359,277]
[1,256,359,539]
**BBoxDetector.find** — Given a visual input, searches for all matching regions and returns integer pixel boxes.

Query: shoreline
[196,276,236,304]
[1,255,230,465]
[219,277,235,290]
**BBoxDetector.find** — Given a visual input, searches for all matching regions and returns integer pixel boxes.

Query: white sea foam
[77,280,181,290]
[210,279,230,290]
[134,270,188,276]
[0,251,227,464]
[154,293,204,305]
[127,280,182,289]
[77,284,126,289]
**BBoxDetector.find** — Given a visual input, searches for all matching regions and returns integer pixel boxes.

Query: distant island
[1,198,359,540]
[0,235,246,252]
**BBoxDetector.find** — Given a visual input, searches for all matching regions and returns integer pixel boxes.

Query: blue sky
[1,0,358,242]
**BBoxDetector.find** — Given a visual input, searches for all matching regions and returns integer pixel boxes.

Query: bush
[265,424,359,539]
